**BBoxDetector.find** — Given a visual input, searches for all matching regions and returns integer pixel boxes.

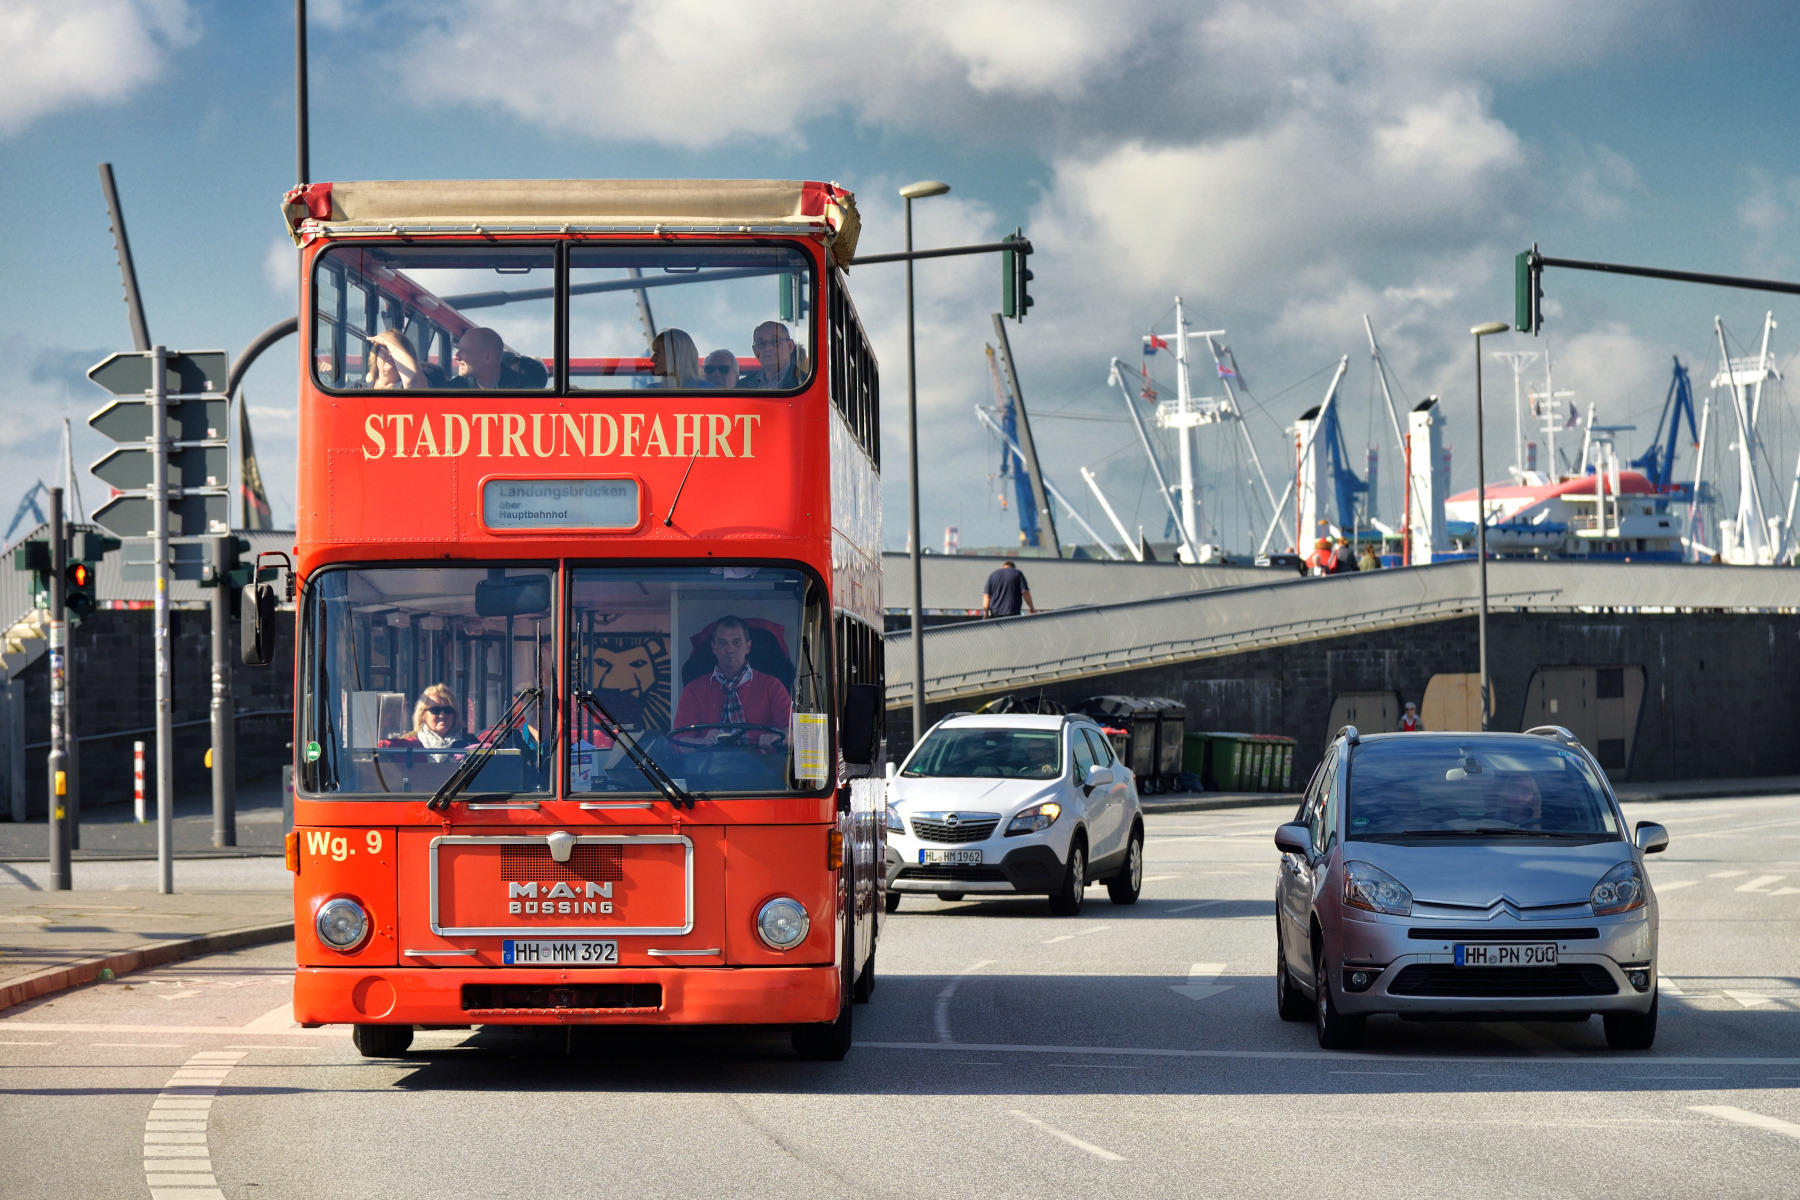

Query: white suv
[883,713,1143,916]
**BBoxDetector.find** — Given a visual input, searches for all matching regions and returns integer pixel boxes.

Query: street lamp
[901,179,950,748]
[1470,320,1511,732]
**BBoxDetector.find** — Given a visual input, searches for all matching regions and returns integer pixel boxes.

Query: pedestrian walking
[982,559,1036,618]
[1399,701,1421,732]
[1331,536,1358,573]
[1358,543,1382,571]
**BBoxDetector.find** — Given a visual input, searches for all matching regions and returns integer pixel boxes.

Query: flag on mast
[239,397,274,530]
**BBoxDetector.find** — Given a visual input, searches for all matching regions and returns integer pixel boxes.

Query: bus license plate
[1454,943,1557,967]
[921,849,982,866]
[503,940,618,965]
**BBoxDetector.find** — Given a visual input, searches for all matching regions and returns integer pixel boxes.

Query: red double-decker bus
[263,180,886,1059]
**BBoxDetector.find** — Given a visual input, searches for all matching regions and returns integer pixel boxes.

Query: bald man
[743,321,799,389]
[448,327,543,389]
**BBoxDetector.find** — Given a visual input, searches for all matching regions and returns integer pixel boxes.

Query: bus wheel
[852,945,876,1004]
[885,891,902,914]
[352,1024,413,1057]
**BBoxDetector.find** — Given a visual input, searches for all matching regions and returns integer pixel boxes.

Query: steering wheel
[668,723,789,750]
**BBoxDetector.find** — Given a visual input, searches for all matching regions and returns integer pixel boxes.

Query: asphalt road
[5,795,1800,1199]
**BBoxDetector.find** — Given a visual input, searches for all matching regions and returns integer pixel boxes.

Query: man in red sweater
[672,616,792,744]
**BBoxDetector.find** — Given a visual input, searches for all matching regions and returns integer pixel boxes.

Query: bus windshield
[302,567,557,797]
[570,565,829,797]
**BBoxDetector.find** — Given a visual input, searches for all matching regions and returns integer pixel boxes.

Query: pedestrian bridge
[885,559,1800,709]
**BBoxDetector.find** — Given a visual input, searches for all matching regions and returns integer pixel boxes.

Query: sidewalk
[1141,790,1300,815]
[0,776,287,862]
[1613,775,1800,803]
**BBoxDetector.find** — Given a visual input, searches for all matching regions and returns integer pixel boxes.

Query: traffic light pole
[152,346,174,894]
[210,534,235,847]
[46,489,70,891]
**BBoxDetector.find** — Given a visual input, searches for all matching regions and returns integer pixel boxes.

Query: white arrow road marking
[1691,1105,1800,1141]
[1724,991,1774,1008]
[1170,962,1235,1001]
[1009,1111,1126,1161]
[1735,875,1786,892]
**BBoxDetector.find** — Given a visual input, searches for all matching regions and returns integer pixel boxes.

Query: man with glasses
[703,349,741,389]
[743,321,800,389]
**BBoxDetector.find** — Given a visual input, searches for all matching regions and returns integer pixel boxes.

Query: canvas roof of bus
[283,178,861,265]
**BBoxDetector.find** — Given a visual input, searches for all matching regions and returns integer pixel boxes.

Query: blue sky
[4,0,1800,555]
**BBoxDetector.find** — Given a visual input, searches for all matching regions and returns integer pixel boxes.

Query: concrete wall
[890,611,1800,785]
[5,609,295,820]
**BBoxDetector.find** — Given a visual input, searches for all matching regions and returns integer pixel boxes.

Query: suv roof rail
[1525,724,1582,747]
[1336,724,1360,745]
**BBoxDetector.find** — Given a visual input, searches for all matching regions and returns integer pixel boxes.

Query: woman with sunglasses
[379,684,476,762]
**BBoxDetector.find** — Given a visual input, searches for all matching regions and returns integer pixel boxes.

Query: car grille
[1388,964,1618,997]
[1407,927,1600,942]
[462,983,661,1012]
[896,865,1008,882]
[911,815,1000,843]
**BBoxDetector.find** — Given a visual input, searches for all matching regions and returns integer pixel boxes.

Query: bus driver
[671,616,792,745]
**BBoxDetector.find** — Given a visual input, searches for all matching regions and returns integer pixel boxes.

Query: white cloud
[263,237,300,303]
[0,0,198,137]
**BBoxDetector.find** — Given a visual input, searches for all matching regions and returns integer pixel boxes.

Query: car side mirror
[1274,822,1311,857]
[840,683,880,765]
[241,582,277,666]
[1635,821,1669,855]
[1084,764,1110,792]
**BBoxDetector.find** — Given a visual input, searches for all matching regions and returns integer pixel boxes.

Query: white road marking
[1770,887,1800,896]
[1041,934,1076,944]
[1707,870,1750,878]
[93,1043,185,1049]
[0,1021,339,1038]
[1075,925,1111,937]
[0,1039,53,1045]
[1735,875,1786,892]
[1656,880,1700,891]
[1170,962,1236,1001]
[1692,817,1800,839]
[857,1041,1800,1066]
[934,960,993,1043]
[1691,1105,1800,1140]
[1140,875,1176,882]
[144,1050,243,1200]
[242,1003,298,1032]
[1724,991,1774,1008]
[1167,898,1236,914]
[1009,1110,1126,1161]
[1658,976,1685,996]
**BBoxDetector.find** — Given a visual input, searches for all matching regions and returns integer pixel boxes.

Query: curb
[1142,793,1300,815]
[1615,782,1800,804]
[0,920,294,1015]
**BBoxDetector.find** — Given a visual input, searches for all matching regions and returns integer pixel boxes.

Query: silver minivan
[1273,726,1667,1050]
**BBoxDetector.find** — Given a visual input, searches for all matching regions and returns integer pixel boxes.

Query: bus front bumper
[294,964,841,1026]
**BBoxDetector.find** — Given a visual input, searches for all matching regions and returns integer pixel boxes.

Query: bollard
[133,741,145,824]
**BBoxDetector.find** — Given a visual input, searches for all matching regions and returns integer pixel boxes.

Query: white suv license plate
[503,940,618,966]
[921,849,983,866]
[1454,943,1557,967]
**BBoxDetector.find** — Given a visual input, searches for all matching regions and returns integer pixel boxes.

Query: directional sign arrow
[87,351,229,397]
[91,444,228,493]
[88,397,228,444]
[1169,962,1235,1001]
[92,492,229,541]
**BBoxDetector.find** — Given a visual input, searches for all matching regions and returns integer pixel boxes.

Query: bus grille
[500,845,623,882]
[911,816,999,843]
[462,983,661,1011]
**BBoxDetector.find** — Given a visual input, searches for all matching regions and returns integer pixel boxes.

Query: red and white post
[133,740,145,824]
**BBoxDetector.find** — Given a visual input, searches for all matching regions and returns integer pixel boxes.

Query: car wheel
[1276,930,1310,1022]
[885,891,902,914]
[1313,940,1365,1049]
[1603,990,1658,1050]
[852,945,876,1004]
[352,1024,413,1058]
[1106,825,1144,905]
[939,892,964,902]
[1048,839,1087,916]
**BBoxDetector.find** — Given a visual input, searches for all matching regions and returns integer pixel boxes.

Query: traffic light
[201,535,254,619]
[13,539,51,610]
[1002,229,1034,322]
[1515,245,1543,335]
[64,561,95,620]
[62,532,117,624]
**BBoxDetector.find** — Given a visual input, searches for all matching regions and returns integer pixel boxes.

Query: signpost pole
[151,345,174,894]
[210,534,235,847]
[46,489,70,892]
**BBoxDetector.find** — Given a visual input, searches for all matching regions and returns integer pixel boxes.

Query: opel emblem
[945,813,961,827]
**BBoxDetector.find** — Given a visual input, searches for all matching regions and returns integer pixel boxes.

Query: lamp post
[1470,320,1511,731]
[900,180,950,749]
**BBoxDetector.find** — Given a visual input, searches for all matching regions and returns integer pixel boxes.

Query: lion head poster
[584,634,671,732]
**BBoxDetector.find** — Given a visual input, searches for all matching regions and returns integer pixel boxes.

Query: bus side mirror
[841,683,880,765]
[242,583,277,666]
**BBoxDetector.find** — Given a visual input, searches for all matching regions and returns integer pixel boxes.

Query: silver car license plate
[921,849,982,866]
[1454,943,1557,967]
[503,940,618,965]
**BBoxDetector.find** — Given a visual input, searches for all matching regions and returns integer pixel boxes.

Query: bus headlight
[315,897,369,951]
[756,897,810,950]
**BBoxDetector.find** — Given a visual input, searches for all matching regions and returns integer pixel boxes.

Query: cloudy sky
[3,0,1799,554]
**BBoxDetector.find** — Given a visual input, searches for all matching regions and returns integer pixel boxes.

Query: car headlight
[885,805,905,834]
[756,897,810,950]
[1342,860,1413,916]
[1006,801,1062,836]
[1590,861,1647,915]
[315,897,369,951]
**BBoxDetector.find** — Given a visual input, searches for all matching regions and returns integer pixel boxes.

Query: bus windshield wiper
[574,689,696,810]
[427,686,541,812]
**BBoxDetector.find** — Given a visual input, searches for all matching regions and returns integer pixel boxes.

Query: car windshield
[1346,737,1619,839]
[903,727,1063,779]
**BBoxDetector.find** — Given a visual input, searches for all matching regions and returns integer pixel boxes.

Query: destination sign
[481,479,640,530]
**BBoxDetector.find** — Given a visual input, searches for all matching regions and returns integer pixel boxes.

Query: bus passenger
[447,327,542,389]
[379,684,477,762]
[648,329,704,388]
[702,348,740,389]
[744,321,799,388]
[672,616,791,745]
[365,329,422,390]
